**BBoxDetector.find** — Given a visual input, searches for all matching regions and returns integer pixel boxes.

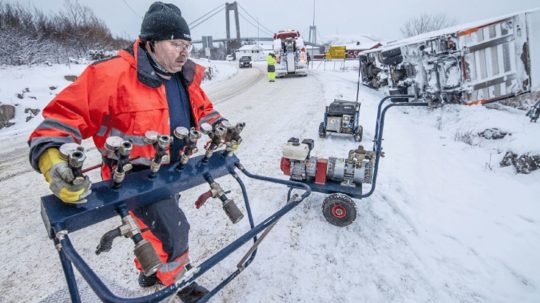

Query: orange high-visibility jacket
[29,40,222,174]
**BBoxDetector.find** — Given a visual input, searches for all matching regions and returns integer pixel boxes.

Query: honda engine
[280,138,375,187]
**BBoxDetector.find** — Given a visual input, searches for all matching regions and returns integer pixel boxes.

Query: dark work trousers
[131,193,190,284]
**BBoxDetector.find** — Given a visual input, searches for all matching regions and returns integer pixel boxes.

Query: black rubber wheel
[319,122,326,138]
[322,193,357,227]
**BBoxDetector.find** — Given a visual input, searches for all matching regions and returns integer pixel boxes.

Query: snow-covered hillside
[0,60,539,303]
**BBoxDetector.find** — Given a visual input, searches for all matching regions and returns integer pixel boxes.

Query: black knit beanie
[140,2,191,41]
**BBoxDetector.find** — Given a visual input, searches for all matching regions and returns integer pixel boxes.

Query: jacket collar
[122,39,199,88]
[182,60,196,85]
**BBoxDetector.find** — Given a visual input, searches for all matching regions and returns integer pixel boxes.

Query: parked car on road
[239,56,252,68]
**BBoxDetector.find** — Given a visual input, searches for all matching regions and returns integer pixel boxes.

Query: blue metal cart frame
[41,151,312,303]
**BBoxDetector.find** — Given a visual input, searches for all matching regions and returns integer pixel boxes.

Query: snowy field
[0,59,539,303]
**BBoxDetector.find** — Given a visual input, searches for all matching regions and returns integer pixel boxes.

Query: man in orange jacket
[28,2,227,302]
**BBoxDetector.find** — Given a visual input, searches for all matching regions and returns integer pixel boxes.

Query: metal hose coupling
[59,143,87,185]
[200,123,227,161]
[144,131,172,177]
[105,136,133,188]
[123,214,161,276]
[173,126,202,169]
[196,178,244,224]
[222,197,244,224]
[224,122,245,156]
[95,213,161,277]
[134,239,161,276]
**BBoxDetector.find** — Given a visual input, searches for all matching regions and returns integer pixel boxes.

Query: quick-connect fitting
[144,131,172,177]
[59,143,87,185]
[105,136,133,188]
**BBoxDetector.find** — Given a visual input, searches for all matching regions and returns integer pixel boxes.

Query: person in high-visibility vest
[266,53,276,82]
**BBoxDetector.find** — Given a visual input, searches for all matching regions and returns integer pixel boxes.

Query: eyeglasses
[170,41,193,53]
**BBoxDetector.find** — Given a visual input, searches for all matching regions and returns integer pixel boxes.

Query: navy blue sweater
[164,74,193,162]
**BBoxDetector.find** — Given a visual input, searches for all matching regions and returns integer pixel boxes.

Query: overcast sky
[15,0,540,42]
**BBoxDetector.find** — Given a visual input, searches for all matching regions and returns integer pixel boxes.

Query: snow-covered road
[0,61,539,303]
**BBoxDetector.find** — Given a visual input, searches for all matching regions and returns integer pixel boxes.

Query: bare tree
[401,13,457,38]
[0,0,129,65]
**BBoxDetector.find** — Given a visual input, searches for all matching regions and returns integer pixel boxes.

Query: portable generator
[319,99,363,142]
[280,137,374,187]
[283,95,428,228]
[280,137,375,226]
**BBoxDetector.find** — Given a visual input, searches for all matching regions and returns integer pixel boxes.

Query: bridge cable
[237,4,274,34]
[190,6,226,30]
[237,4,274,35]
[238,7,274,36]
[238,12,274,37]
[121,0,142,19]
[189,3,224,26]
[237,15,270,37]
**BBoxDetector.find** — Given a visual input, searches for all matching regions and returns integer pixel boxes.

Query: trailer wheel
[322,193,356,227]
[354,126,363,142]
[319,122,326,138]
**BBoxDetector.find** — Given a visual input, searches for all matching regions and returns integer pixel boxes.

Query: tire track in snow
[206,64,265,105]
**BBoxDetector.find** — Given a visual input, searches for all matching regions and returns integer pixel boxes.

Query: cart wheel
[322,193,356,227]
[319,122,326,138]
[354,126,363,142]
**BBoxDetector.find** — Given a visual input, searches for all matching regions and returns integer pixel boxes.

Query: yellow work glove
[38,148,91,204]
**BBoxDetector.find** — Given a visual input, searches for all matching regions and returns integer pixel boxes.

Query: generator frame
[318,56,368,142]
[319,99,363,142]
[294,95,428,226]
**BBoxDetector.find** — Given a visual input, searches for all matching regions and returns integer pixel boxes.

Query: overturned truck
[360,9,540,105]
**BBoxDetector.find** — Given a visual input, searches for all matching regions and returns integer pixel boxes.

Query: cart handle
[363,98,428,198]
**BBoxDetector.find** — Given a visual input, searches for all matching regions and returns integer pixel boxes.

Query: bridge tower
[308,25,317,45]
[225,2,241,55]
[308,0,317,53]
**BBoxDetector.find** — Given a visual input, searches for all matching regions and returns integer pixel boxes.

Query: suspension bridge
[187,1,322,57]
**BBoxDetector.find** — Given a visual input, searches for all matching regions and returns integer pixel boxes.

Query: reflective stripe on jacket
[28,39,222,173]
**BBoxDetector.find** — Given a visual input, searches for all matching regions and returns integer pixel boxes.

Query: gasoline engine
[279,138,375,187]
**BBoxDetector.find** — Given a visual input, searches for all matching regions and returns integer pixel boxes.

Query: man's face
[152,39,192,73]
